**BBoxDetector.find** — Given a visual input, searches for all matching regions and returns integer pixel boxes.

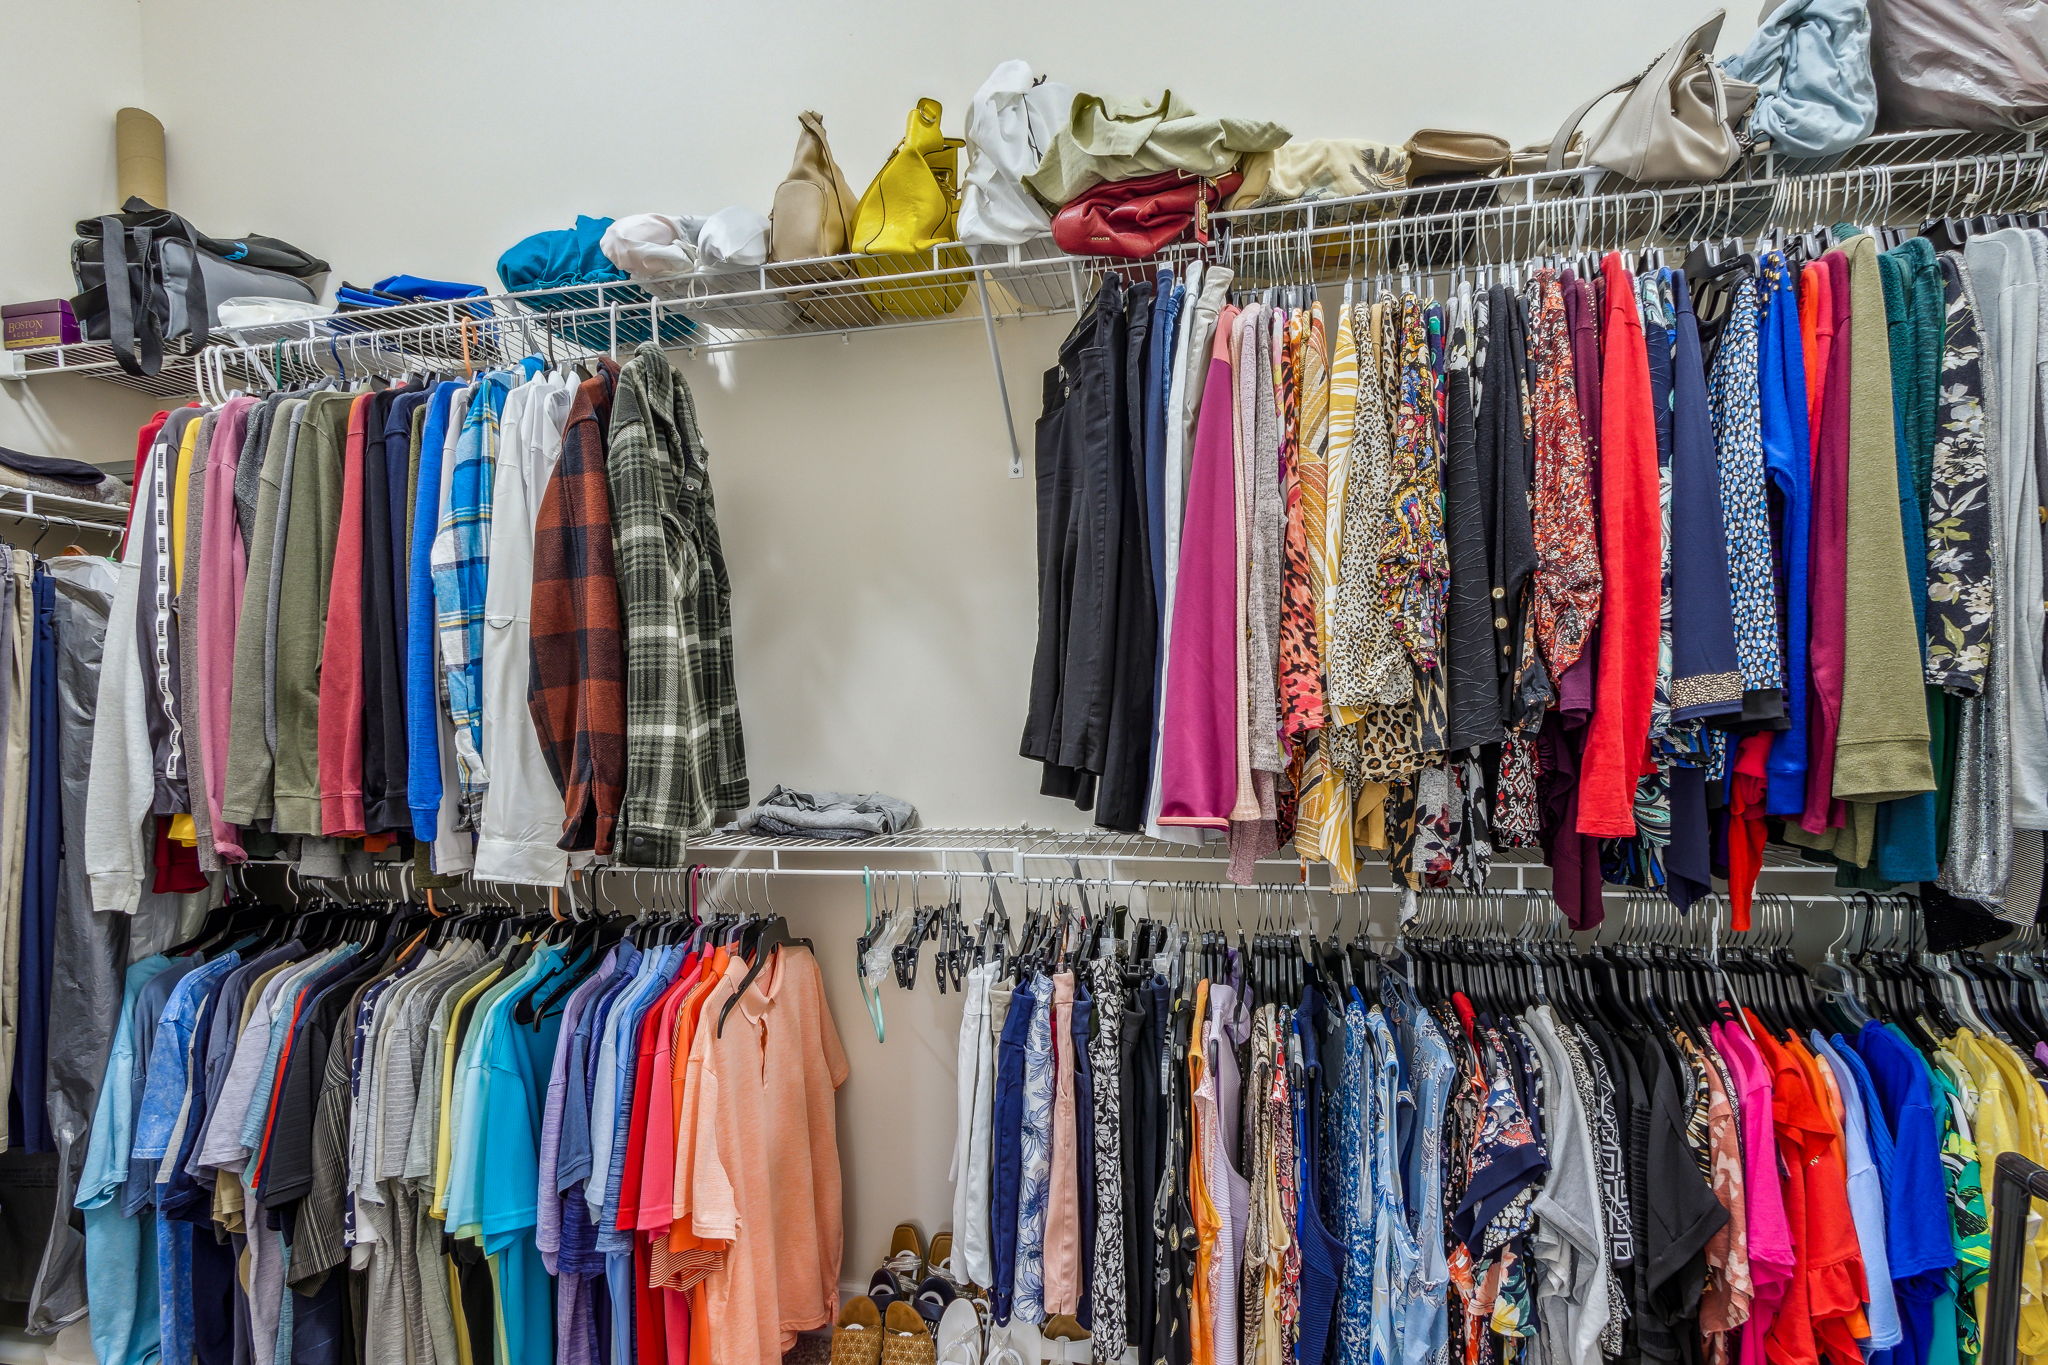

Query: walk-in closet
[4,3,2048,1364]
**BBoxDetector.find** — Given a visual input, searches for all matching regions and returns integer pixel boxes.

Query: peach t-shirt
[675,948,848,1365]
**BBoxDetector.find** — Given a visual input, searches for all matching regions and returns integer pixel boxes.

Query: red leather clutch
[1051,170,1243,259]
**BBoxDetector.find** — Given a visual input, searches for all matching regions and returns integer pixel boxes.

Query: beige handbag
[770,112,860,262]
[1546,10,1760,183]
[1402,130,1512,182]
[767,112,876,327]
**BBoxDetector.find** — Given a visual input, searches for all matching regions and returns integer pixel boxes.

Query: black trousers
[1021,277,1159,830]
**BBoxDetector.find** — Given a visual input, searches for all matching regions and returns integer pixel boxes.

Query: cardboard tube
[115,108,166,207]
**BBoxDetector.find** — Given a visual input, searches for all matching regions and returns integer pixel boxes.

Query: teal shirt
[77,957,178,1365]
[448,945,563,1365]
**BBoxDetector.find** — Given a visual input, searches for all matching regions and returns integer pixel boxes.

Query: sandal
[912,1275,957,1328]
[880,1300,936,1365]
[926,1231,959,1286]
[989,1321,1039,1365]
[869,1268,909,1315]
[934,1298,982,1365]
[831,1296,885,1365]
[1039,1316,1091,1365]
[885,1221,927,1285]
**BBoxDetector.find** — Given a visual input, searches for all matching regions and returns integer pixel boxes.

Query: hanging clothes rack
[264,823,1856,926]
[194,127,2048,474]
[5,127,2038,473]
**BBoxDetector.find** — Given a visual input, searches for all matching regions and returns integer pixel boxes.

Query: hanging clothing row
[939,893,2048,1365]
[74,883,844,1365]
[1024,222,2048,933]
[0,523,212,1335]
[83,340,748,900]
[0,545,110,1161]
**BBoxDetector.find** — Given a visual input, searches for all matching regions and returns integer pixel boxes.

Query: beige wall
[0,0,163,469]
[0,0,1820,1298]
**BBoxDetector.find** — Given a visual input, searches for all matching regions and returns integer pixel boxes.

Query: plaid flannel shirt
[528,359,626,855]
[430,372,510,822]
[605,344,747,865]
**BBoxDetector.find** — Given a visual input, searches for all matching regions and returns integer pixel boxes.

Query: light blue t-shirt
[134,951,241,1162]
[444,949,551,1238]
[136,950,242,1365]
[124,958,198,1212]
[597,946,685,1248]
[476,945,565,1249]
[77,957,176,1365]
[1813,1031,1902,1351]
[476,945,567,1365]
[585,944,674,1232]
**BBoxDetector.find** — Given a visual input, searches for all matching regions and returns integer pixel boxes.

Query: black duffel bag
[70,197,329,376]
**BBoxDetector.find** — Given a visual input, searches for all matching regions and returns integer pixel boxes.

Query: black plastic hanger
[716,916,813,1038]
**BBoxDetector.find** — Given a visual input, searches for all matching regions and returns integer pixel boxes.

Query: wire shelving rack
[2,127,2038,419]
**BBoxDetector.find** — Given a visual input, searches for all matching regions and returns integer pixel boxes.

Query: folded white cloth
[601,207,773,282]
[958,59,1075,247]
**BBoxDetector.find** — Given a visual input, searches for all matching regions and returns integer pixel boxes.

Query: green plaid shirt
[605,344,747,864]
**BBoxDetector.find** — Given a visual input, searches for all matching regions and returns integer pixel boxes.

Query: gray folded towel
[726,786,917,840]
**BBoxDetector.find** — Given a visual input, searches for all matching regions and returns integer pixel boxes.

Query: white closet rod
[374,864,1857,915]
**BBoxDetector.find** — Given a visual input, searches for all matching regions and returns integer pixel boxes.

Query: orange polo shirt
[674,949,848,1365]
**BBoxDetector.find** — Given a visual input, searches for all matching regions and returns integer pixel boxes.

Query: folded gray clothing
[750,815,883,841]
[0,463,126,505]
[727,785,917,839]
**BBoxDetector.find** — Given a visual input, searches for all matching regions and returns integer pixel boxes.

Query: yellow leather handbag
[851,98,970,317]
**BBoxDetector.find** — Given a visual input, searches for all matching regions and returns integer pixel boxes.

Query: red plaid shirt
[527,359,625,854]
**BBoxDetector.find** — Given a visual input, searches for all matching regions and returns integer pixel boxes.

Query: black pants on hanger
[1022,277,1159,831]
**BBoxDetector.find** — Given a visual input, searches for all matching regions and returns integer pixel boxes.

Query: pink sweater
[196,396,255,861]
[1157,306,1244,827]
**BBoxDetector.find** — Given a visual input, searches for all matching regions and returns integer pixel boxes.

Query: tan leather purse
[1547,10,1760,183]
[770,112,860,262]
[1402,130,1511,182]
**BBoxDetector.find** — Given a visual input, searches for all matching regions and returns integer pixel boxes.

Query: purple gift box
[3,299,79,350]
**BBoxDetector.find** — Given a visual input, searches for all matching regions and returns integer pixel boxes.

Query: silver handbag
[1547,10,1761,183]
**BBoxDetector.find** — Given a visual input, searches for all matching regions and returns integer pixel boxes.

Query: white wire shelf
[609,824,1850,901]
[3,128,2037,401]
[0,336,215,399]
[0,483,129,536]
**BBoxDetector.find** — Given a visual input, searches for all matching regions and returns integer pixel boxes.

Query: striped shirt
[430,373,511,822]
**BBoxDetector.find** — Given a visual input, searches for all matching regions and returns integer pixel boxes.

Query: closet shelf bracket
[972,268,1026,477]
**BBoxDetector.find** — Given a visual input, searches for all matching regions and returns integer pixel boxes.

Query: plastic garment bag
[1869,0,2048,130]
